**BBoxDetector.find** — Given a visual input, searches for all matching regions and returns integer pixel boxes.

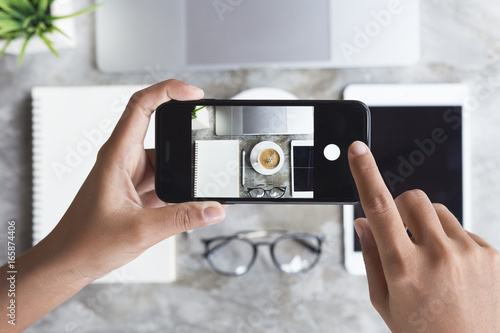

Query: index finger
[108,79,204,150]
[348,141,413,259]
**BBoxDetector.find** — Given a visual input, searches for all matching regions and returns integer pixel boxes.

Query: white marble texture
[0,0,499,332]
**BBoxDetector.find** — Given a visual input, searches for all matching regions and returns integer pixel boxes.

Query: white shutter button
[323,144,341,161]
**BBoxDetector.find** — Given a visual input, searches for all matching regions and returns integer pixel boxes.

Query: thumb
[354,218,389,313]
[144,201,226,241]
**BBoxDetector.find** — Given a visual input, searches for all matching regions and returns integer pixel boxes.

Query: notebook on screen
[194,140,240,198]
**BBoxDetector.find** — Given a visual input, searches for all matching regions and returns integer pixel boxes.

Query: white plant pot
[0,0,76,56]
[192,107,210,130]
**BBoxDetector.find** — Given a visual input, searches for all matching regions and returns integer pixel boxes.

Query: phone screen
[353,105,463,251]
[193,104,314,199]
[156,100,370,203]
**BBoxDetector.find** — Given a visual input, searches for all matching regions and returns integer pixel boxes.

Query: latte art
[258,148,280,169]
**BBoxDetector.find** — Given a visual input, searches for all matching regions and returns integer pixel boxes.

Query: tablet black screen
[354,106,463,251]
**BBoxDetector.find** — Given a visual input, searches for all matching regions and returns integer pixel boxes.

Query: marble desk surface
[1,1,500,332]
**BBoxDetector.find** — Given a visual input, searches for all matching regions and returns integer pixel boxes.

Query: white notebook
[194,140,240,198]
[32,85,176,283]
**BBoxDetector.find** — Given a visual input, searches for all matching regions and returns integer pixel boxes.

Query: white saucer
[250,141,284,175]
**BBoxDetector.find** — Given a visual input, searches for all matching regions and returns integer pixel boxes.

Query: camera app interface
[191,104,315,199]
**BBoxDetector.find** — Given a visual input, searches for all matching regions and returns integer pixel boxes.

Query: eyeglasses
[246,184,287,198]
[201,230,324,276]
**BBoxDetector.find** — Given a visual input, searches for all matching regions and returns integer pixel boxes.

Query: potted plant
[0,0,99,65]
[192,105,210,130]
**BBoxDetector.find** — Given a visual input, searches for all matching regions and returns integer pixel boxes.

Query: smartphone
[342,84,469,274]
[155,99,370,204]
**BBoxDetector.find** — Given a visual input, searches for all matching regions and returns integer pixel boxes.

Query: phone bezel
[155,99,371,204]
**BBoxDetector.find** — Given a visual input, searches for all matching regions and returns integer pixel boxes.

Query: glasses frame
[246,184,287,199]
[201,229,324,276]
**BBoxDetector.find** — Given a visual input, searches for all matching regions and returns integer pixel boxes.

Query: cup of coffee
[250,141,284,175]
[258,148,280,170]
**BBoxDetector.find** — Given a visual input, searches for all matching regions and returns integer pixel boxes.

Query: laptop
[215,105,313,135]
[96,0,420,72]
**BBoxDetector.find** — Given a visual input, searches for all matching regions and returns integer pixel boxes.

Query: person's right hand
[348,141,500,333]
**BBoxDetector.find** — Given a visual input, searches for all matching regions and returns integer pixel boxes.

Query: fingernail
[354,220,364,239]
[203,206,225,224]
[350,141,368,156]
[188,84,203,92]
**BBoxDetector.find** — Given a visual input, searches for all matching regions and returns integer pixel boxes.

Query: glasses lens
[207,239,254,275]
[273,235,321,273]
[269,187,285,198]
[249,188,265,198]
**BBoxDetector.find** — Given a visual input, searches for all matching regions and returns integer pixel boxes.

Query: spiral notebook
[32,85,176,283]
[194,140,240,198]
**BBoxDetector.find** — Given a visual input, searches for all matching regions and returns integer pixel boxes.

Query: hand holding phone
[155,99,370,204]
[0,79,228,332]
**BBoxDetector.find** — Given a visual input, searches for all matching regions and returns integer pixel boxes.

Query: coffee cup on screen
[258,148,281,170]
[250,141,284,175]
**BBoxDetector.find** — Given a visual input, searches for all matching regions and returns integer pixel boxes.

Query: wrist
[2,232,94,330]
[24,234,95,290]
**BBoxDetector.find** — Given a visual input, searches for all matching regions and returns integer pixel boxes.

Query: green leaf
[35,23,42,36]
[0,18,22,30]
[192,106,207,119]
[0,14,21,23]
[0,24,23,37]
[0,0,13,8]
[37,0,48,14]
[0,12,13,20]
[50,24,68,39]
[0,37,12,59]
[39,32,59,57]
[49,3,101,21]
[17,33,33,65]
[21,14,35,28]
[15,0,35,14]
[0,2,26,21]
[38,21,47,30]
[194,106,207,112]
[0,0,12,11]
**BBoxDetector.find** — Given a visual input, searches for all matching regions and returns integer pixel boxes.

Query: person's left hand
[39,79,226,281]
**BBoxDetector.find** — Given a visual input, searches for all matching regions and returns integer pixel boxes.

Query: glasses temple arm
[290,238,321,253]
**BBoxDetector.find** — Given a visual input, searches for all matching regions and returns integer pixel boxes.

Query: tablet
[343,84,470,275]
[291,140,314,198]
